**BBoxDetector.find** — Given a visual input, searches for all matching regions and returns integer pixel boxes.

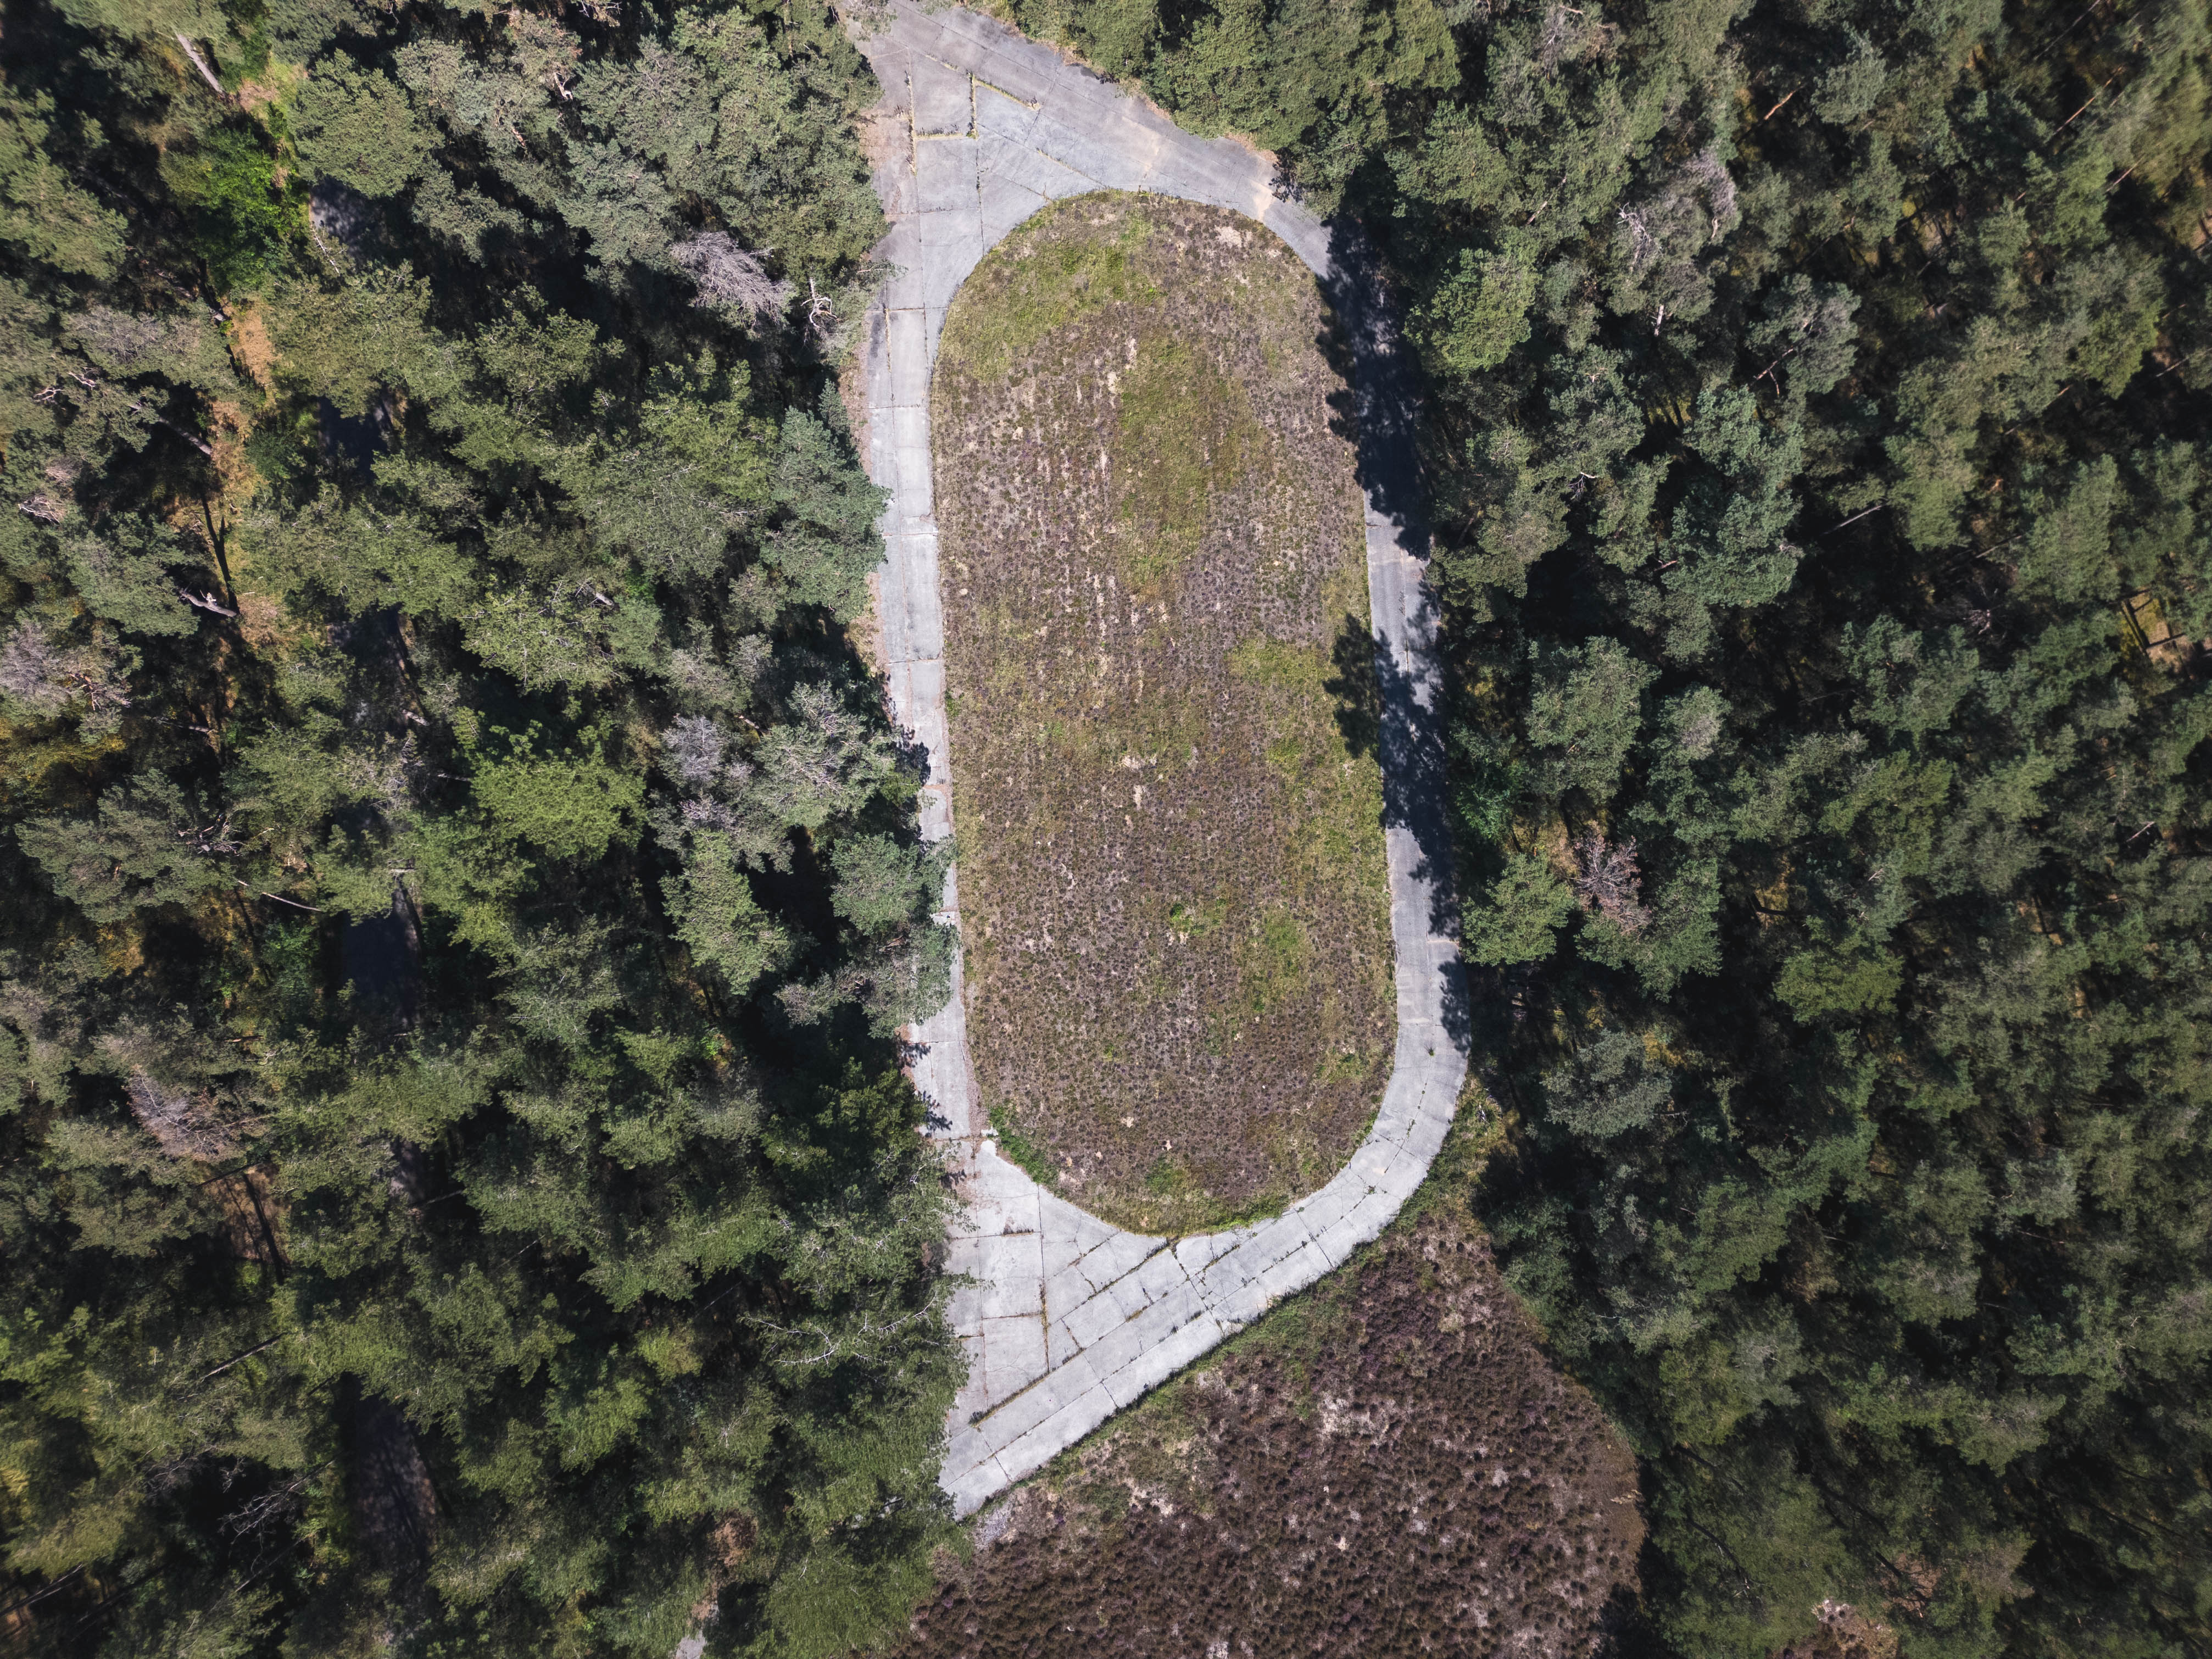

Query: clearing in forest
[933,193,1394,1233]
[886,1199,1645,1657]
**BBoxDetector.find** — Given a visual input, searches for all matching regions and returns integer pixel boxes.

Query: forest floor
[932,193,1396,1233]
[883,1123,1646,1657]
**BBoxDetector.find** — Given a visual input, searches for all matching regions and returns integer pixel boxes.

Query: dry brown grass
[885,1198,1643,1658]
[226,303,277,390]
[934,193,1394,1232]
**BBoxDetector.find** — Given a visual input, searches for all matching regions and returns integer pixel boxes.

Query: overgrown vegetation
[885,1142,1643,1658]
[0,3,962,1655]
[983,0,2212,1651]
[934,194,1396,1234]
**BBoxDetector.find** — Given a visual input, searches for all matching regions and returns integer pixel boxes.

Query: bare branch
[671,235,794,319]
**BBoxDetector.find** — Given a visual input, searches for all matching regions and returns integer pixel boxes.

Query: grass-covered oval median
[933,193,1395,1234]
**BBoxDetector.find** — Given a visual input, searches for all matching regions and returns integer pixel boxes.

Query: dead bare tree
[670,234,794,319]
[1572,831,1652,935]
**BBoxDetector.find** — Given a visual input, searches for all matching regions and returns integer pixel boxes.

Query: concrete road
[854,0,1470,1517]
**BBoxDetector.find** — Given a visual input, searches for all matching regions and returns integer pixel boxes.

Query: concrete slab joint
[855,0,1470,1516]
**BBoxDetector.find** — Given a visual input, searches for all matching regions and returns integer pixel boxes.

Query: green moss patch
[939,206,1161,381]
[1112,336,1261,593]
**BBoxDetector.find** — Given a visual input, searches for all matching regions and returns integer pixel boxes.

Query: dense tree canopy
[994,0,2212,1652]
[0,2,961,1655]
[7,0,2210,1654]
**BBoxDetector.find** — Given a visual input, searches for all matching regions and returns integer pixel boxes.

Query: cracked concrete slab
[855,0,1470,1516]
[911,53,973,135]
[974,85,1043,146]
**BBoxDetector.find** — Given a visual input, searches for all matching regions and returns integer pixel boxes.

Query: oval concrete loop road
[855,0,1469,1517]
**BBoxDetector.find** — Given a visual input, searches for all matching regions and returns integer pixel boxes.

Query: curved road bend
[855,0,1469,1517]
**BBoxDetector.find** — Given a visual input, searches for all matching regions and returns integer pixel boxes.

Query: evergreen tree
[988,0,2212,1650]
[0,3,958,1655]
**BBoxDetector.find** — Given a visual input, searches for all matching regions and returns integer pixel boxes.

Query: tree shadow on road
[1311,220,1473,1054]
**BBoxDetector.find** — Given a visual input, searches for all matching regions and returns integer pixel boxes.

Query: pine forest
[0,0,2206,1656]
